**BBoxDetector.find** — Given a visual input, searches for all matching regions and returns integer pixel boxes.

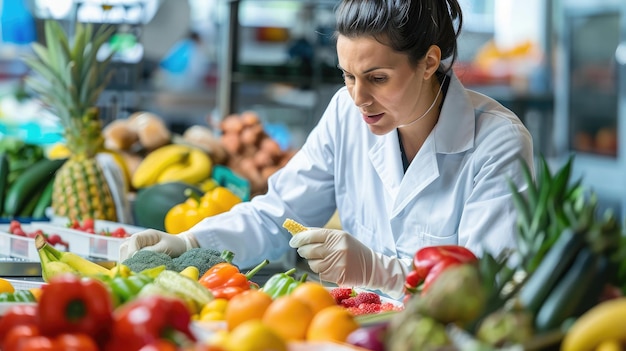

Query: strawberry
[353,291,381,305]
[340,297,359,308]
[110,227,129,238]
[329,287,354,303]
[346,303,382,316]
[9,220,21,233]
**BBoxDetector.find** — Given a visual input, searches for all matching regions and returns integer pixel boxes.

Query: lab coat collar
[433,72,476,154]
[368,72,477,215]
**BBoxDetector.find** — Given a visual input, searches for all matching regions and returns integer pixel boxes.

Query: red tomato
[3,324,39,351]
[0,304,38,342]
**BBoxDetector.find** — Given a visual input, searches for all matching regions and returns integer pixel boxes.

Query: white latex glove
[289,228,409,299]
[118,229,198,260]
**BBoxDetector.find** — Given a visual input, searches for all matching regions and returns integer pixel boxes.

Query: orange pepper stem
[244,259,270,280]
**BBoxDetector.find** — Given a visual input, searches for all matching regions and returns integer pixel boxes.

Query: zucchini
[31,178,55,219]
[3,158,66,216]
[534,248,601,332]
[517,228,585,315]
[133,181,203,231]
[0,152,9,214]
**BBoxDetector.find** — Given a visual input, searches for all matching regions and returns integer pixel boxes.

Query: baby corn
[282,218,308,235]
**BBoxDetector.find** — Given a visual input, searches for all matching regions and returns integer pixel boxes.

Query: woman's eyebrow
[336,64,387,74]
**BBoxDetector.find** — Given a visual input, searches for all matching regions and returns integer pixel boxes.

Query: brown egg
[595,128,618,156]
[240,111,260,126]
[260,137,283,159]
[220,115,244,134]
[253,150,275,169]
[221,132,242,155]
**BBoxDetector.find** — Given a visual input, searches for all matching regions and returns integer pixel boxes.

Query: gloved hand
[289,228,410,299]
[118,229,198,261]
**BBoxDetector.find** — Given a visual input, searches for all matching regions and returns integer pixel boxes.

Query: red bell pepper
[405,245,478,294]
[37,274,114,345]
[104,295,196,351]
[198,259,269,300]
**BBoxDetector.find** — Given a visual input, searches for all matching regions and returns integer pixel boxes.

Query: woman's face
[336,35,432,135]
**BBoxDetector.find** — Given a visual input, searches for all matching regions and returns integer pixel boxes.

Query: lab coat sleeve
[458,118,534,258]
[184,92,343,269]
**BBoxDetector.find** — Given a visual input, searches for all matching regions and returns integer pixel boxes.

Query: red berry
[81,218,95,231]
[110,227,129,238]
[353,291,381,305]
[329,287,354,303]
[9,220,21,233]
[340,297,358,308]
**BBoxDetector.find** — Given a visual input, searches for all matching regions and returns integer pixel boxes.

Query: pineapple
[24,21,118,221]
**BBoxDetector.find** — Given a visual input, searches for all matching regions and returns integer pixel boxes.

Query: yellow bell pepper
[165,186,242,234]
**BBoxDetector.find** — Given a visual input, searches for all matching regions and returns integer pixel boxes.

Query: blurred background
[0,0,624,219]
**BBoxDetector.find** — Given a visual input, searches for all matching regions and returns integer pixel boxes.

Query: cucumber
[31,178,55,219]
[0,152,9,214]
[534,248,601,332]
[517,228,586,314]
[3,158,66,216]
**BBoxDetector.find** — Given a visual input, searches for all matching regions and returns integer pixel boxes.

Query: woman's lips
[363,113,384,124]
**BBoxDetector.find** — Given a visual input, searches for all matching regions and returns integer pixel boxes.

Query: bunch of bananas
[131,143,213,189]
[35,234,118,282]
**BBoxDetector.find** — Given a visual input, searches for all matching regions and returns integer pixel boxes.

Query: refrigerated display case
[554,0,626,219]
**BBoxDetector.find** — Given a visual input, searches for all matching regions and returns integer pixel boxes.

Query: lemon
[0,278,15,293]
[226,320,287,351]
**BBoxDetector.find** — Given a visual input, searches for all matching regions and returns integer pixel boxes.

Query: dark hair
[335,0,463,72]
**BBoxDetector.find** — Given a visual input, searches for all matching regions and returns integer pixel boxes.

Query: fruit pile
[7,220,69,249]
[67,218,131,238]
[219,111,296,197]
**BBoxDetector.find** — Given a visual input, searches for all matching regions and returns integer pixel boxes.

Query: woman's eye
[372,76,387,83]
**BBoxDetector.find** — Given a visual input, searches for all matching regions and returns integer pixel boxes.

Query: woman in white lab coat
[120,0,534,299]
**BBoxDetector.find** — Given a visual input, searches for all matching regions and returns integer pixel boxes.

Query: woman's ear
[423,45,442,80]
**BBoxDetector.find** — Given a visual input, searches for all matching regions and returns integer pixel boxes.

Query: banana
[36,234,111,277]
[36,235,79,282]
[131,144,191,188]
[59,251,112,277]
[561,297,626,351]
[156,147,212,185]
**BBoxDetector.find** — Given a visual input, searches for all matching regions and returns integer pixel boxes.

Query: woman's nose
[351,81,371,108]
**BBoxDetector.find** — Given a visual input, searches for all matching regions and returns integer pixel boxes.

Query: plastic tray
[0,222,73,261]
[37,219,145,260]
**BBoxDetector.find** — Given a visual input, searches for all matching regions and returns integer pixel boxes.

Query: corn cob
[282,218,308,235]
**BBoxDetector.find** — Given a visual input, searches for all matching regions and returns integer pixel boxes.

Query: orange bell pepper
[198,258,269,300]
[165,186,242,234]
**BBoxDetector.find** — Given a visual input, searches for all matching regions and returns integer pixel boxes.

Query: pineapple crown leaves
[23,21,115,125]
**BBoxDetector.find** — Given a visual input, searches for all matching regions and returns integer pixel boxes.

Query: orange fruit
[224,289,272,331]
[262,295,314,341]
[290,282,337,315]
[306,305,359,342]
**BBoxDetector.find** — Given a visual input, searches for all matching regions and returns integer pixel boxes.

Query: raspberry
[329,287,354,303]
[353,291,381,305]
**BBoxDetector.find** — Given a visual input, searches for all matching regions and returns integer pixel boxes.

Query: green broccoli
[121,248,234,277]
[172,248,234,277]
[122,250,178,273]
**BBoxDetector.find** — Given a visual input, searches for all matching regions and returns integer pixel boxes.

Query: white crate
[38,218,145,260]
[0,223,73,261]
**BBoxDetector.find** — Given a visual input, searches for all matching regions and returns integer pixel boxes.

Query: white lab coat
[189,72,534,269]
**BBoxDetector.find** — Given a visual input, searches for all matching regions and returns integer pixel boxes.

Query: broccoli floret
[172,248,233,277]
[122,250,178,273]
